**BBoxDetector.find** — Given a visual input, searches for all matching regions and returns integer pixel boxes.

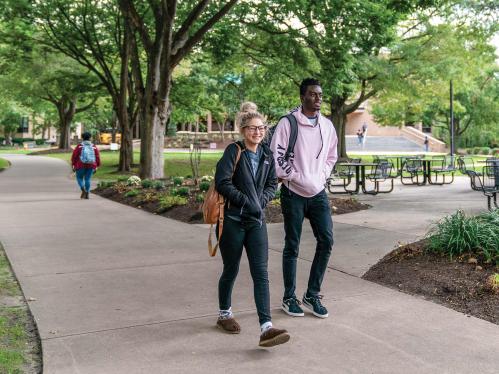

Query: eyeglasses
[246,125,267,133]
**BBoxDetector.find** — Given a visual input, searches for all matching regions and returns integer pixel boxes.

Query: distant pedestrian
[356,129,364,146]
[71,132,100,199]
[424,136,429,152]
[361,122,368,147]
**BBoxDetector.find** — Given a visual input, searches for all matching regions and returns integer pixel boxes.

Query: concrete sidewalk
[0,154,497,374]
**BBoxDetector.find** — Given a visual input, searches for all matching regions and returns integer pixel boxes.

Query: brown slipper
[259,327,290,347]
[216,317,241,334]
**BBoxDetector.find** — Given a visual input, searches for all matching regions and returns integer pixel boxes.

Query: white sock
[219,307,233,319]
[260,321,273,332]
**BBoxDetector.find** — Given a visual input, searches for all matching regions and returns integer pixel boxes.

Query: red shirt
[71,143,101,170]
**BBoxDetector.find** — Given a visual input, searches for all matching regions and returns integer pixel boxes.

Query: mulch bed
[92,185,370,224]
[363,239,499,325]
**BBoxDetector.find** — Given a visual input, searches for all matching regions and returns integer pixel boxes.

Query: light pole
[449,80,455,166]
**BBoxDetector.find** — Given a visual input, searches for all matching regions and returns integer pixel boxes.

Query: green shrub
[472,147,481,155]
[480,147,491,155]
[199,181,211,192]
[426,210,499,264]
[176,186,190,197]
[125,189,140,197]
[170,187,178,196]
[492,148,499,156]
[157,195,188,211]
[195,193,205,203]
[12,138,32,144]
[466,148,474,155]
[172,176,184,186]
[152,180,165,190]
[141,179,154,189]
[97,180,115,189]
[35,139,46,145]
[0,137,4,143]
[117,176,129,182]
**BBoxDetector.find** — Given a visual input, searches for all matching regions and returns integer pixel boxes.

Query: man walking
[71,132,100,199]
[270,78,338,318]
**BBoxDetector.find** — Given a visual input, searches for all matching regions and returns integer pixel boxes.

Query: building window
[18,116,29,133]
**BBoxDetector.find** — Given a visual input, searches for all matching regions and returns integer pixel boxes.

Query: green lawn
[44,150,224,181]
[0,245,40,373]
[0,148,32,154]
[0,158,9,170]
[3,147,492,180]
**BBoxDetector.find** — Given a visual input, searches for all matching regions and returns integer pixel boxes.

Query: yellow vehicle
[99,131,121,145]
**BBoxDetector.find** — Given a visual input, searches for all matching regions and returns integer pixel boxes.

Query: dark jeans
[280,185,334,300]
[76,168,94,192]
[218,217,271,325]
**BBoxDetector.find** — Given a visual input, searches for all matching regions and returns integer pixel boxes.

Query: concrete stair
[346,136,424,152]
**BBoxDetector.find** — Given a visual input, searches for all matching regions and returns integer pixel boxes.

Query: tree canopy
[0,0,497,169]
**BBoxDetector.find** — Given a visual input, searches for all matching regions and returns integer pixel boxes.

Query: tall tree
[2,47,100,149]
[238,0,447,157]
[371,19,498,147]
[118,0,238,179]
[33,0,138,169]
[0,104,23,145]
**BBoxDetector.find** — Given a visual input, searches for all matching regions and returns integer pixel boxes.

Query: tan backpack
[202,144,242,256]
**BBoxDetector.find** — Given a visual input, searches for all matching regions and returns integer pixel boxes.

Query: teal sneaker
[282,297,304,317]
[302,293,329,318]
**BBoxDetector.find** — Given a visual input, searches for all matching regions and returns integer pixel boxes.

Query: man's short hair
[300,78,321,96]
[82,132,91,141]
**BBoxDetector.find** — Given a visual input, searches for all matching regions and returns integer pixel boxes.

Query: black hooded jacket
[215,141,278,222]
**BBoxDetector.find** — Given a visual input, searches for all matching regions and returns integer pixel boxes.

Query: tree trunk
[57,99,76,150]
[330,97,348,159]
[140,87,170,179]
[111,110,118,143]
[117,19,133,172]
[118,124,133,171]
[58,119,71,149]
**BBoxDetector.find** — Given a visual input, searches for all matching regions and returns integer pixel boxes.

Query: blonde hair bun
[236,101,258,128]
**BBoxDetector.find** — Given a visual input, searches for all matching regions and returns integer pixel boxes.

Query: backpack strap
[282,114,298,161]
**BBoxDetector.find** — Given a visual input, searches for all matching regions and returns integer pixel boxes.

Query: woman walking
[214,106,290,347]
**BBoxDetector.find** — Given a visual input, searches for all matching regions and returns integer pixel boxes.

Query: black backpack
[266,114,298,161]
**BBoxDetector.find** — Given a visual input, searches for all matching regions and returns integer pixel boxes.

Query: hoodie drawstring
[316,118,323,159]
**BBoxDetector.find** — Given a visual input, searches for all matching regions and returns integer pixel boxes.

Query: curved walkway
[0,154,497,374]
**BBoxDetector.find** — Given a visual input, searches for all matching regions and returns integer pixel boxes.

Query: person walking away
[356,128,364,146]
[424,136,429,152]
[361,122,368,148]
[214,108,290,347]
[71,132,100,199]
[270,78,338,319]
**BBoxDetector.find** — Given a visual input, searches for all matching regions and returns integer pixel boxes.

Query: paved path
[0,154,498,374]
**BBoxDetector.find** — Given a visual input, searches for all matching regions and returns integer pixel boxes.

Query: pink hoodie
[270,106,338,197]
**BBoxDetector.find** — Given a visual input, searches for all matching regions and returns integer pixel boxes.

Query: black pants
[218,217,271,325]
[280,185,334,300]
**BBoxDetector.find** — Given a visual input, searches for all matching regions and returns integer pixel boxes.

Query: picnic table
[330,162,390,194]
